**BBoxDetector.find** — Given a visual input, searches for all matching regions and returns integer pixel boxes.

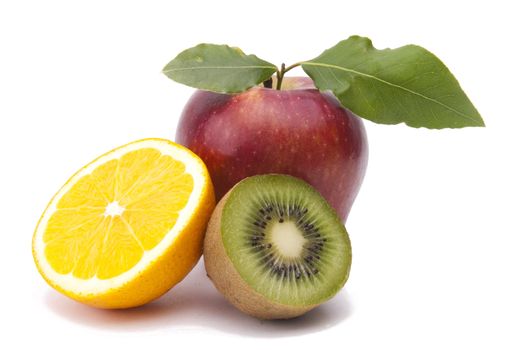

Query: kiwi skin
[204,190,318,320]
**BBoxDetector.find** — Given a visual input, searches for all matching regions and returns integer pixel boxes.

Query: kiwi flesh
[204,174,351,319]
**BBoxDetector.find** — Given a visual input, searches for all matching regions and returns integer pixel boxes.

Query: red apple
[175,77,368,222]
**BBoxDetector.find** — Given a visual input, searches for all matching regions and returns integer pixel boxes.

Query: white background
[1,0,522,348]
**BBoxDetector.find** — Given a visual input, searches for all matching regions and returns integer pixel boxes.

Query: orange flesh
[43,148,194,280]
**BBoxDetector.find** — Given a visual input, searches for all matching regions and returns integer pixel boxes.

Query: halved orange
[32,138,215,308]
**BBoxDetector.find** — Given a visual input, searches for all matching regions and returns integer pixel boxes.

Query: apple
[175,77,368,222]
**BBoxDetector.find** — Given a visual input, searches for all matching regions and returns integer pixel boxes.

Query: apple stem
[276,63,286,90]
[275,62,302,90]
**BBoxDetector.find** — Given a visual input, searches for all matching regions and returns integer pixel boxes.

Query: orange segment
[56,175,108,209]
[122,210,179,251]
[44,213,105,274]
[89,159,119,202]
[44,207,105,242]
[118,153,188,207]
[71,216,113,279]
[115,148,163,202]
[96,216,144,280]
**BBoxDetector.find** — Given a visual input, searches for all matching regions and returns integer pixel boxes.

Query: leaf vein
[163,65,276,74]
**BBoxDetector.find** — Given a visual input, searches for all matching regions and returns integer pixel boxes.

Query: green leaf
[163,44,277,93]
[302,36,484,128]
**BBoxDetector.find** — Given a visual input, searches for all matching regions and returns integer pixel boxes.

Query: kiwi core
[270,221,306,258]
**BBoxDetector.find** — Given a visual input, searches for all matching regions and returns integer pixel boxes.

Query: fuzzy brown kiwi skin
[204,189,318,320]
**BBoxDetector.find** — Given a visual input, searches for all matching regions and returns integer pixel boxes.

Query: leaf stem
[275,62,302,90]
[283,62,302,74]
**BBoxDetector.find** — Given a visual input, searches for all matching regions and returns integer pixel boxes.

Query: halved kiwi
[204,174,351,319]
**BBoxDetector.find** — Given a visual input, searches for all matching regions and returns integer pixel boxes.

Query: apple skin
[175,77,368,222]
